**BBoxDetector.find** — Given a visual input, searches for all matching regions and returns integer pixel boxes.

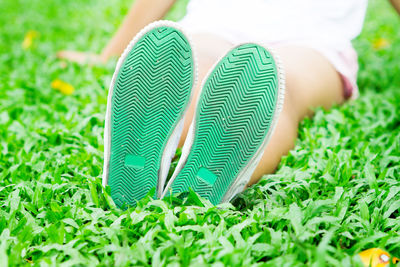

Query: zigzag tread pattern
[170,44,278,205]
[109,27,193,208]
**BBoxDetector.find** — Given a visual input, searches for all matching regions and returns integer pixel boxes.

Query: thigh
[274,45,345,121]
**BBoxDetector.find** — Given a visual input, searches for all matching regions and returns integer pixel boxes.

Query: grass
[0,0,399,265]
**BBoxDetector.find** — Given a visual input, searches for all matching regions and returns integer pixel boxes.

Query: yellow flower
[51,79,75,95]
[359,248,399,267]
[372,38,390,50]
[22,30,39,50]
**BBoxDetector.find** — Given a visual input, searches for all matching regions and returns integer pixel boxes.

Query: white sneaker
[102,21,197,208]
[162,43,285,205]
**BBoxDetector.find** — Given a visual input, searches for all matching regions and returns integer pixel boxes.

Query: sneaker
[162,43,285,205]
[102,21,197,208]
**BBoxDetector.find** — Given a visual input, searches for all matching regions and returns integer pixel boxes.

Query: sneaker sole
[106,22,195,207]
[168,43,281,205]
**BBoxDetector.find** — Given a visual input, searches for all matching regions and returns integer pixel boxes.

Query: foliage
[0,0,399,265]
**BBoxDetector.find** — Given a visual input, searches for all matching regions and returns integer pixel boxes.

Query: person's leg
[178,34,344,186]
[247,46,344,185]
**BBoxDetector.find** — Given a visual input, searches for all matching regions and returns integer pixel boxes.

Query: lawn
[0,0,399,266]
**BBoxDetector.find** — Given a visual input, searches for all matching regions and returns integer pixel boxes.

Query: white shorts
[179,0,366,99]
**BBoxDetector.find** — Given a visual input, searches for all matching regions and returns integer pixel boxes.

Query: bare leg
[178,34,345,186]
[57,0,176,64]
[248,46,344,185]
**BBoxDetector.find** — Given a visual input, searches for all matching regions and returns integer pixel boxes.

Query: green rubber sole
[108,26,194,208]
[169,43,279,205]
